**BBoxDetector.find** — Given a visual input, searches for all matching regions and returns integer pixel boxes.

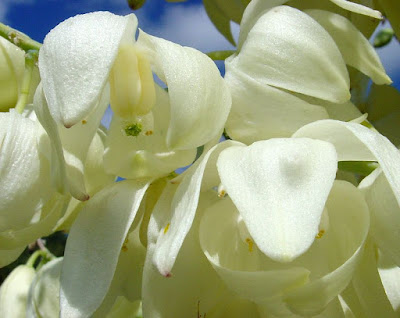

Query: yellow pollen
[245,238,254,252]
[81,119,87,125]
[145,130,153,136]
[164,223,170,234]
[315,229,325,239]
[218,190,226,198]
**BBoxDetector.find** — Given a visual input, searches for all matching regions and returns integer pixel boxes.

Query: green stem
[15,50,38,114]
[206,50,235,61]
[26,250,47,268]
[0,22,41,52]
[338,161,378,176]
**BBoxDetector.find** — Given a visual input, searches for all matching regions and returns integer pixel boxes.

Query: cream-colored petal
[0,246,26,268]
[137,31,231,150]
[143,190,230,318]
[225,69,329,144]
[26,258,63,318]
[152,141,239,276]
[284,181,370,316]
[0,110,54,231]
[39,12,137,127]
[104,86,196,179]
[0,36,25,111]
[306,10,391,84]
[217,138,337,262]
[0,265,36,318]
[60,180,149,318]
[228,5,350,103]
[329,0,382,19]
[200,198,310,304]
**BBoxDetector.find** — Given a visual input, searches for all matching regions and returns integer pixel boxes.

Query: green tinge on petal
[0,265,36,318]
[0,246,26,268]
[39,12,138,127]
[217,138,337,262]
[229,5,350,103]
[306,10,391,85]
[60,180,149,318]
[0,193,68,250]
[137,31,231,150]
[0,37,25,111]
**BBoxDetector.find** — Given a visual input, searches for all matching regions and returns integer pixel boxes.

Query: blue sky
[1,0,399,87]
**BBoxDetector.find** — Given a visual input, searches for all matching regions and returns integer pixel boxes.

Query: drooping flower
[224,1,390,144]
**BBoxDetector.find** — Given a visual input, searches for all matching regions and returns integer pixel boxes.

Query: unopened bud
[373,28,394,48]
[127,0,146,10]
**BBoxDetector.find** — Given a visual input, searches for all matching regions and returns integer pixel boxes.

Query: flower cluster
[1,0,400,317]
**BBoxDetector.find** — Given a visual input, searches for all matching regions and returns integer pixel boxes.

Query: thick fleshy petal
[200,198,310,304]
[0,110,54,231]
[60,180,149,318]
[284,181,370,316]
[378,252,400,314]
[143,190,230,318]
[104,86,196,179]
[26,258,63,318]
[306,10,391,84]
[0,246,26,268]
[152,141,241,275]
[217,138,337,262]
[137,31,231,150]
[0,36,25,111]
[328,0,382,19]
[0,265,36,318]
[341,240,396,318]
[359,169,400,266]
[294,120,400,210]
[225,69,329,144]
[228,5,350,103]
[39,12,137,127]
[34,84,110,201]
[0,193,68,250]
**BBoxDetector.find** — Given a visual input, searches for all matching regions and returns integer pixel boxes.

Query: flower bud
[0,265,36,317]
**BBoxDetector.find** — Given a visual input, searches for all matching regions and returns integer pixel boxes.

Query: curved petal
[26,258,63,318]
[0,110,54,231]
[306,10,391,85]
[143,190,230,318]
[137,31,231,150]
[328,0,382,19]
[293,120,400,212]
[217,138,337,262]
[228,5,350,103]
[104,86,196,179]
[39,12,137,127]
[225,69,329,144]
[0,36,25,111]
[152,141,241,276]
[199,198,310,305]
[60,180,150,318]
[0,246,26,268]
[0,265,36,318]
[284,181,370,316]
[359,169,400,266]
[0,193,68,250]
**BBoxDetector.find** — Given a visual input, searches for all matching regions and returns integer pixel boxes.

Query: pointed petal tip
[164,272,172,278]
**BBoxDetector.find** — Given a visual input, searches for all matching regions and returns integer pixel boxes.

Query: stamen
[164,223,170,234]
[245,237,254,252]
